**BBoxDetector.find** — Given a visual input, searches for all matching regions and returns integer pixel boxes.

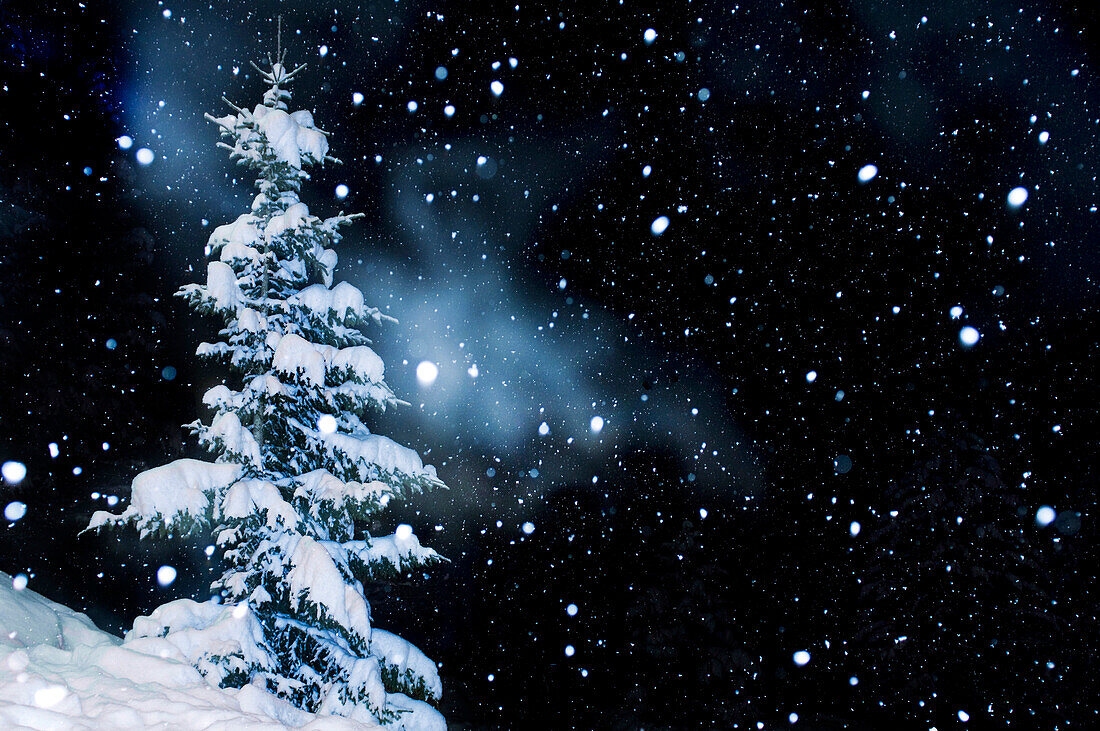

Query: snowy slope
[0,572,375,730]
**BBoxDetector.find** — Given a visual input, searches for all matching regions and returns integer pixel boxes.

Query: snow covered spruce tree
[88,46,447,729]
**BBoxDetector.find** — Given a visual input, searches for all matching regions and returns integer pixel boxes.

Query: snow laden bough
[87,47,447,730]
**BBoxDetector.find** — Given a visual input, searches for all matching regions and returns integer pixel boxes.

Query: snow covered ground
[0,572,379,729]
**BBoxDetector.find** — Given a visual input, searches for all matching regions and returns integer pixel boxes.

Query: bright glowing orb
[156,565,177,587]
[857,164,878,182]
[1007,186,1029,208]
[416,360,439,385]
[959,326,981,347]
[1,461,26,484]
[4,502,26,522]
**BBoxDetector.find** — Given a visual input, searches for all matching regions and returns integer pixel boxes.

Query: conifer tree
[89,37,447,729]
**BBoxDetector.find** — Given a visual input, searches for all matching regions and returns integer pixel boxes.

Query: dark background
[1,0,1096,728]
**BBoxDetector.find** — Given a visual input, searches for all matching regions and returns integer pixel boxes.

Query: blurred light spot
[135,148,155,165]
[849,521,861,536]
[566,603,578,616]
[522,521,535,534]
[1,461,27,484]
[395,524,413,540]
[959,326,981,347]
[161,366,177,381]
[857,164,878,182]
[697,87,711,101]
[335,184,349,199]
[590,416,605,434]
[467,364,479,378]
[352,92,364,106]
[4,502,26,522]
[407,100,418,113]
[318,45,328,57]
[1036,506,1056,527]
[156,565,177,587]
[48,443,59,458]
[644,28,657,44]
[805,370,817,383]
[317,415,338,434]
[950,305,963,319]
[699,508,708,519]
[564,644,575,657]
[12,574,28,591]
[958,710,970,722]
[793,650,810,666]
[435,66,448,80]
[444,104,456,117]
[538,421,550,436]
[650,215,670,235]
[490,80,504,96]
[1007,186,1029,208]
[117,135,133,150]
[416,360,439,385]
[642,164,652,177]
[1038,131,1049,144]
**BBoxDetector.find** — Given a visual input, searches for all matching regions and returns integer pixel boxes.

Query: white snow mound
[0,572,375,729]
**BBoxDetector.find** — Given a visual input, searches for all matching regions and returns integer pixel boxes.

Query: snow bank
[0,572,372,730]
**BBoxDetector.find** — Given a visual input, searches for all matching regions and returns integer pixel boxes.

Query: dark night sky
[1,0,1097,728]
